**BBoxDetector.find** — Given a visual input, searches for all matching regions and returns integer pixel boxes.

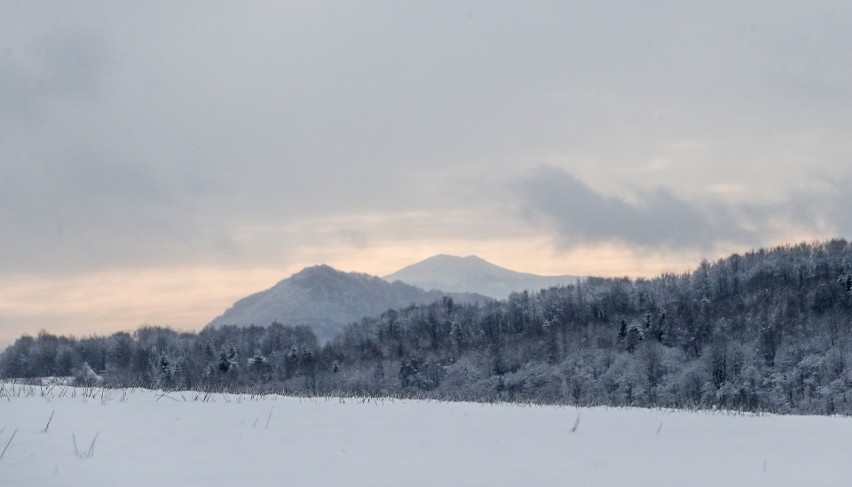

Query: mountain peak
[207,264,488,342]
[384,254,579,299]
[291,264,342,279]
[424,254,489,263]
[422,254,483,261]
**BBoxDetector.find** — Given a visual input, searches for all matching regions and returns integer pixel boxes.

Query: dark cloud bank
[514,166,849,252]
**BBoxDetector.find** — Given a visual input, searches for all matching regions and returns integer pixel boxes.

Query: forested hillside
[3,240,852,414]
[206,264,488,342]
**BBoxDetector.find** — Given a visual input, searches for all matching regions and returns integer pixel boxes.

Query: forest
[3,239,852,415]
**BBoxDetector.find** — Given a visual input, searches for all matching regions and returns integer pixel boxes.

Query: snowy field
[1,384,850,486]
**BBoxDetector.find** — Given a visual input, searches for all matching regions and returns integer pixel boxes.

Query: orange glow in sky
[0,236,730,347]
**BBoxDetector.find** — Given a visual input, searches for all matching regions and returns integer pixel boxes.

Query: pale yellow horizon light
[0,238,732,346]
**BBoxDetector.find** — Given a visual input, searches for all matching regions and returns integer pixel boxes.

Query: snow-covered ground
[1,384,849,486]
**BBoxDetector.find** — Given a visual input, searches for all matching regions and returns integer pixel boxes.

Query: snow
[1,384,849,486]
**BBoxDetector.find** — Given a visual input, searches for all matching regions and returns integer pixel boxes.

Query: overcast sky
[2,1,851,344]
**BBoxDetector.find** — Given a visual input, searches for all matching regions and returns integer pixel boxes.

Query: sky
[1,1,851,345]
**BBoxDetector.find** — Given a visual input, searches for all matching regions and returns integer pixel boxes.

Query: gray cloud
[515,167,852,252]
[743,177,852,239]
[514,166,758,251]
[0,25,109,121]
[0,1,851,275]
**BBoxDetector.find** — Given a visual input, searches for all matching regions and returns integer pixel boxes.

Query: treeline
[3,240,852,414]
[0,324,321,392]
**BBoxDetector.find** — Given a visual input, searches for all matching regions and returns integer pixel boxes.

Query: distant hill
[383,254,579,299]
[206,264,489,342]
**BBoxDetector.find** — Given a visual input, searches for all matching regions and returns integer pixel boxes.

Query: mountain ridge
[206,264,489,342]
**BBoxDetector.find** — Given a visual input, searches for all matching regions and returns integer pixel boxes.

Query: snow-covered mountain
[383,254,579,299]
[206,264,488,342]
